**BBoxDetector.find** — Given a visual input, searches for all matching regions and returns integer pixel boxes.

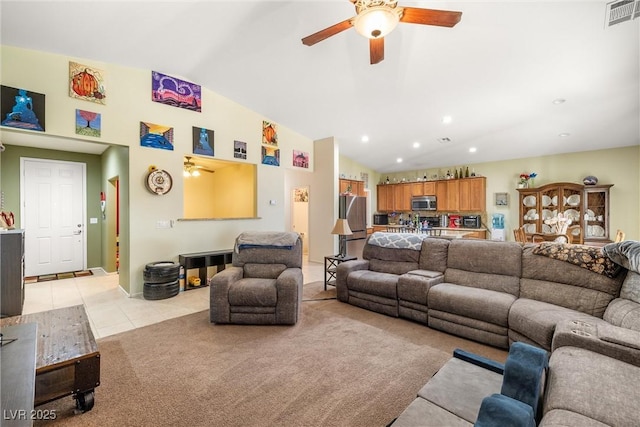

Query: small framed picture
[495,192,509,206]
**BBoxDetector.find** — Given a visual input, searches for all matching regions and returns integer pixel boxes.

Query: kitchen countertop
[382,225,487,238]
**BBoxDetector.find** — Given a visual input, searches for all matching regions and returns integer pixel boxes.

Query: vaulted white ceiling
[1,1,638,172]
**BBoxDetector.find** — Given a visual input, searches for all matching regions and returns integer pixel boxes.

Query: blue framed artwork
[140,121,174,151]
[152,71,201,112]
[192,126,214,156]
[261,145,280,166]
[1,85,45,131]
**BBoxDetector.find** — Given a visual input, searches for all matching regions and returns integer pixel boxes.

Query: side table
[324,255,357,290]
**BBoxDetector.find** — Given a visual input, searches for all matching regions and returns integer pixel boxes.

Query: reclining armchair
[210,231,303,325]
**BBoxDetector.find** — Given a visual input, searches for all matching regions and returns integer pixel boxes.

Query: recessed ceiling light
[442,115,453,124]
[361,135,369,142]
[437,137,452,144]
[559,133,571,137]
[413,142,420,148]
[469,147,477,153]
[396,158,403,163]
[552,98,566,105]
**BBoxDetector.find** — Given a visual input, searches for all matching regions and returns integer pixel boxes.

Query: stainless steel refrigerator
[339,195,367,258]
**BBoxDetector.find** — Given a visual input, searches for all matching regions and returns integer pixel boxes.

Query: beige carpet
[36,282,507,427]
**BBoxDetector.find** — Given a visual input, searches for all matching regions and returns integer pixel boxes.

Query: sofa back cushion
[520,245,626,317]
[419,238,450,272]
[243,263,287,279]
[443,240,522,296]
[363,236,421,275]
[233,237,302,268]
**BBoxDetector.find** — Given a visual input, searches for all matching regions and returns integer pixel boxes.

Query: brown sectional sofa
[336,233,640,426]
[336,234,636,350]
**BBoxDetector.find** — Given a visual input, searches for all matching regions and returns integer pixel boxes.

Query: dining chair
[566,225,582,244]
[513,227,527,244]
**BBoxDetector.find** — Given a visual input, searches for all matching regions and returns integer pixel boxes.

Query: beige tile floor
[22,257,326,339]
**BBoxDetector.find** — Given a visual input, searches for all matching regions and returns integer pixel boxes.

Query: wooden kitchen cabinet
[422,182,436,196]
[377,184,395,211]
[339,179,365,196]
[436,180,460,211]
[396,183,413,211]
[459,177,486,211]
[377,178,485,213]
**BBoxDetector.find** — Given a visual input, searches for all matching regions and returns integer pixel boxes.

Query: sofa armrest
[275,267,303,324]
[604,298,640,332]
[552,319,640,367]
[336,260,370,302]
[210,266,244,322]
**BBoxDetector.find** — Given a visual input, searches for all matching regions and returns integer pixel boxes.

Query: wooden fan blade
[400,7,462,27]
[301,18,354,46]
[369,37,384,65]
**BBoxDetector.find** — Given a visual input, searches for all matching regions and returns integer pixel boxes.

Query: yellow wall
[183,163,256,218]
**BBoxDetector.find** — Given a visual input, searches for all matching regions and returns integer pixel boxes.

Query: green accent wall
[0,144,103,269]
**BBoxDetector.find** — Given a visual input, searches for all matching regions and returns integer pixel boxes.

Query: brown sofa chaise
[336,233,640,426]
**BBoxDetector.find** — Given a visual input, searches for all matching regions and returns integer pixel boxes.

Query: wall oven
[411,196,437,211]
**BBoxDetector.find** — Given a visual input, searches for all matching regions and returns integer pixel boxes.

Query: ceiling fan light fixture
[354,6,400,39]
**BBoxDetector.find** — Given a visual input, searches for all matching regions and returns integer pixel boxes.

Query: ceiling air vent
[605,0,638,27]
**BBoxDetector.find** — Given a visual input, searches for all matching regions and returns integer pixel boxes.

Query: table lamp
[331,218,353,258]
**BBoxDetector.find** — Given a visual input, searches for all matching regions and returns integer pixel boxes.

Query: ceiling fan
[301,0,462,64]
[183,156,214,177]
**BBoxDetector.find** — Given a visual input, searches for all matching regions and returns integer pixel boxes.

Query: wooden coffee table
[0,305,100,412]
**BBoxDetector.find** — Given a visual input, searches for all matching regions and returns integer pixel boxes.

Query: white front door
[22,158,86,276]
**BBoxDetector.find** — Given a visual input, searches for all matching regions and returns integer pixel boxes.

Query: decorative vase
[583,176,598,185]
[529,179,535,188]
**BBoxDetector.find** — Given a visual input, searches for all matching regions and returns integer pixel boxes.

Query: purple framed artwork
[75,109,101,137]
[1,85,45,131]
[140,121,174,151]
[152,71,201,112]
[293,150,309,168]
[69,62,106,104]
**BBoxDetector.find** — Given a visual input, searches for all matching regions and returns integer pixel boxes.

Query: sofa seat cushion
[428,283,516,327]
[540,409,610,427]
[508,299,598,350]
[543,346,640,426]
[228,278,277,306]
[391,397,471,427]
[418,357,503,423]
[346,270,399,299]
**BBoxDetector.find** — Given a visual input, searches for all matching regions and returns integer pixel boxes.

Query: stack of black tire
[143,261,181,300]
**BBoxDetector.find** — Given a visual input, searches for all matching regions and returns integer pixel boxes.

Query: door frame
[19,157,88,274]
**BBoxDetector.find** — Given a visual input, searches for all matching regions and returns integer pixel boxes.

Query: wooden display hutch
[517,182,613,245]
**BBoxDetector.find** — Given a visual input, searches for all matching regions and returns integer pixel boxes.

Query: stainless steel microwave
[411,196,437,211]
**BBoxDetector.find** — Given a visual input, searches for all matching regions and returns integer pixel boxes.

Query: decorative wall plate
[146,168,173,195]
